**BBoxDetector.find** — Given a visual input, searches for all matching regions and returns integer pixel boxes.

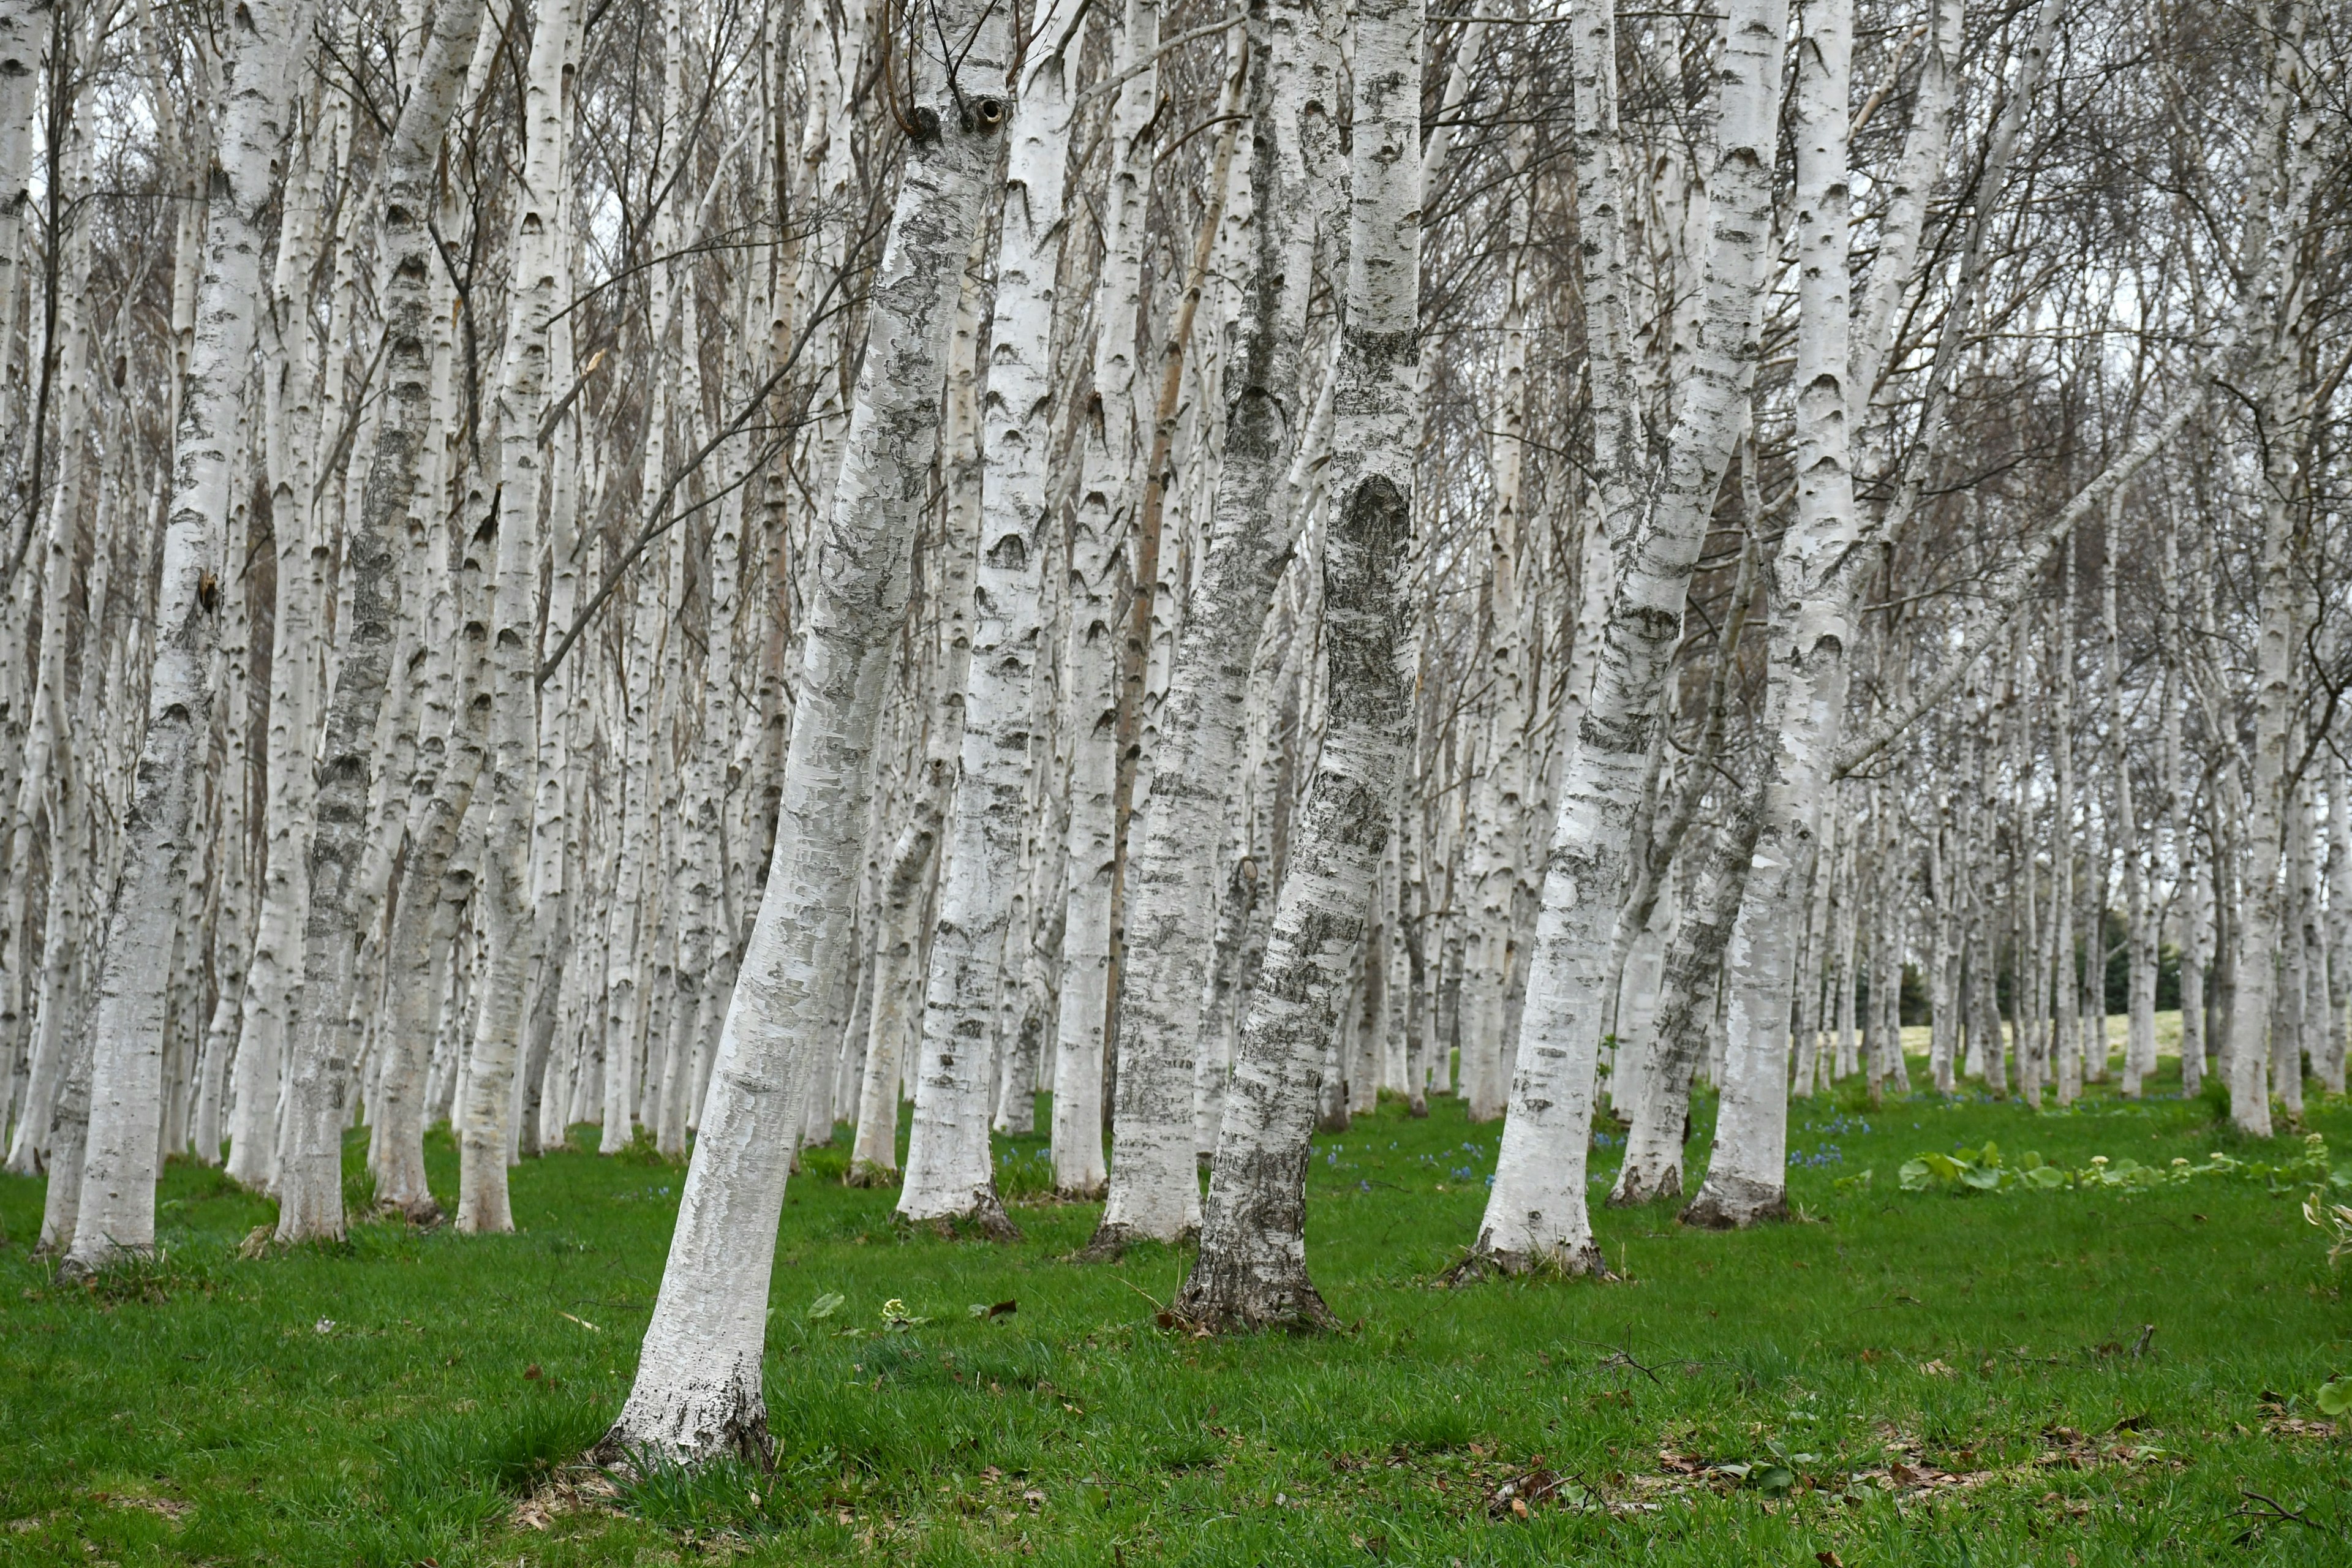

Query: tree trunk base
[1074,1218,1199,1261]
[1608,1158,1683,1207]
[55,1242,153,1283]
[1679,1172,1786,1229]
[1170,1261,1336,1335]
[594,1373,773,1472]
[1406,1094,1428,1118]
[900,1184,1022,1241]
[1442,1235,1610,1285]
[377,1196,445,1229]
[843,1161,901,1189]
[1055,1180,1106,1202]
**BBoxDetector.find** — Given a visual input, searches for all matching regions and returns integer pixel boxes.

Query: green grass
[3,1038,2348,1566]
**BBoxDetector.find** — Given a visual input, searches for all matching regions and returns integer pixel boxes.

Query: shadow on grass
[355,1389,613,1564]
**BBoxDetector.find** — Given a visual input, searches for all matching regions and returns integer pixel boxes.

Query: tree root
[1440,1236,1611,1286]
[1679,1172,1788,1230]
[1169,1267,1337,1335]
[376,1196,445,1228]
[902,1184,1022,1242]
[1607,1161,1684,1207]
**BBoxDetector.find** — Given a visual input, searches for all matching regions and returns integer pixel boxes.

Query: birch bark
[1,73,89,1170]
[1458,134,1533,1125]
[1089,0,1340,1252]
[228,89,340,1196]
[64,0,312,1270]
[2225,0,2318,1137]
[456,0,568,1231]
[1050,0,1163,1207]
[1471,0,1786,1270]
[2165,529,2206,1095]
[601,0,1010,1464]
[2321,750,2351,1095]
[1174,0,1418,1325]
[266,0,484,1238]
[888,273,988,1207]
[1612,777,1762,1204]
[899,0,1078,1195]
[1687,0,1978,1224]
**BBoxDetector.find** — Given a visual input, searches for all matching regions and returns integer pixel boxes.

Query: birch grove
[1,0,2350,1467]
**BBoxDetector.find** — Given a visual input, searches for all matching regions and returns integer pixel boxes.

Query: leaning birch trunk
[268,0,486,1243]
[1612,778,1763,1204]
[63,0,309,1272]
[1466,0,1785,1273]
[1703,0,1863,1222]
[1089,0,1340,1253]
[600,0,1009,1466]
[36,979,96,1254]
[1686,0,1977,1225]
[846,779,944,1182]
[456,0,565,1232]
[1174,0,1417,1326]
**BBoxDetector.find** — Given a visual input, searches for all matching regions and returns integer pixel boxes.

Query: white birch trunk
[1049,0,1164,1207]
[1090,0,1341,1251]
[894,230,1006,1225]
[907,0,1078,1185]
[601,0,1011,1464]
[273,0,485,1237]
[1613,782,1762,1204]
[1458,137,1533,1123]
[1472,0,1785,1268]
[64,0,312,1270]
[230,86,341,1195]
[1174,0,1418,1323]
[456,0,567,1231]
[1687,0,1981,1223]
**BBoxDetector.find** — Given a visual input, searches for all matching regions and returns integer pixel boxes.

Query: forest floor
[4,1028,2350,1566]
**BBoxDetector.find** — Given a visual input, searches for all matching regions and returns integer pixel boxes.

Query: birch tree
[1175,0,1419,1327]
[1464,0,1788,1275]
[601,0,1011,1464]
[63,0,313,1271]
[1088,0,1341,1254]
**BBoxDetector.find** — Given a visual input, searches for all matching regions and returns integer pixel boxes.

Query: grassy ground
[3,1030,2348,1566]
